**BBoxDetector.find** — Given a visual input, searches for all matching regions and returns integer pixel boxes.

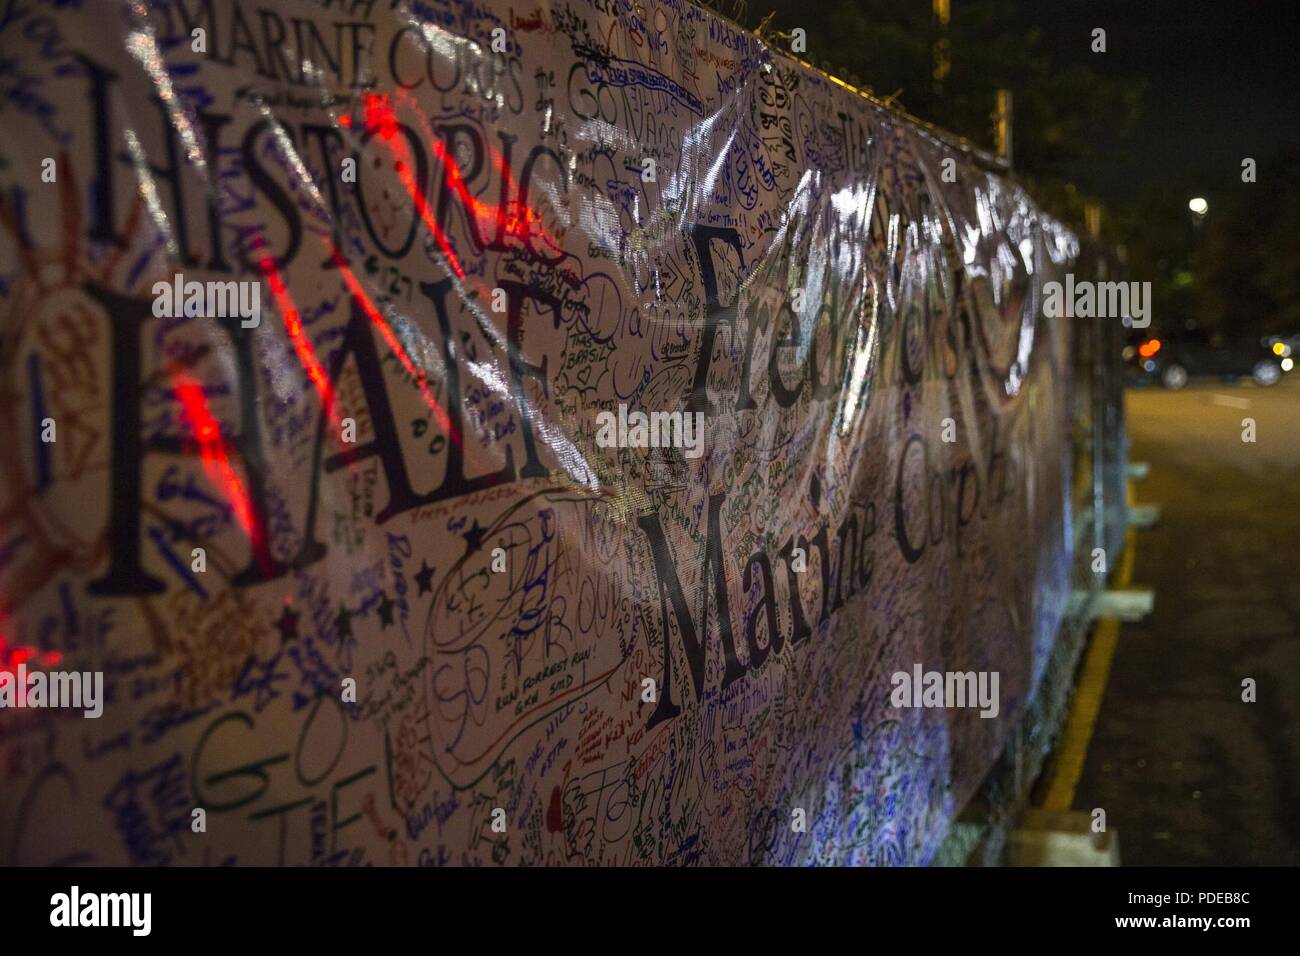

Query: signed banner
[0,0,1078,865]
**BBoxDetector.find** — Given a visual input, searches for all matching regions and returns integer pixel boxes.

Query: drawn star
[274,605,300,645]
[376,591,396,628]
[414,560,435,595]
[334,605,354,640]
[462,519,488,555]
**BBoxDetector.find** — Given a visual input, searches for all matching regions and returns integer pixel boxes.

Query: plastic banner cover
[0,0,1080,866]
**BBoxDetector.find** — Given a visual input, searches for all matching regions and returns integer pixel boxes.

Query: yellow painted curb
[1041,482,1139,812]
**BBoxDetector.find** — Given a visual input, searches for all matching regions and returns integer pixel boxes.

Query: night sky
[1030,0,1300,204]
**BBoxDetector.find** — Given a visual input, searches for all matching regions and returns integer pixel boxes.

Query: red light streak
[0,544,62,675]
[258,253,337,413]
[361,92,466,279]
[329,247,457,441]
[394,89,561,255]
[0,633,62,676]
[174,375,260,544]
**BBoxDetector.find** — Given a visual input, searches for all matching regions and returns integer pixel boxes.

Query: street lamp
[1188,196,1208,216]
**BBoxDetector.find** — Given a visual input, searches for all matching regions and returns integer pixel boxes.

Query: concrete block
[1008,809,1120,866]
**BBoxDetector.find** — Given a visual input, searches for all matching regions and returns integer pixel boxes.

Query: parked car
[1124,332,1288,389]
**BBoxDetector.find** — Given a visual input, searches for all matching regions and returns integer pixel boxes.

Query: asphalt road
[1074,375,1300,865]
